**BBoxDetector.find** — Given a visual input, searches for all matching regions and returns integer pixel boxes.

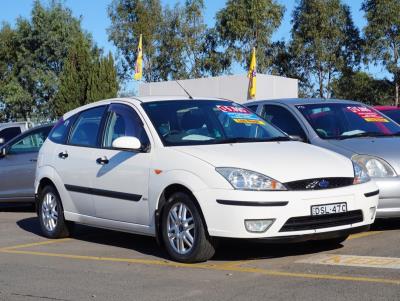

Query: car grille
[279,210,363,232]
[284,177,354,190]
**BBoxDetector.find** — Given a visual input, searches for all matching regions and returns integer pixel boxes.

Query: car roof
[63,96,231,119]
[374,105,399,111]
[247,98,363,106]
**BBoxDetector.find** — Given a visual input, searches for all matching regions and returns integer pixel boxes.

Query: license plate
[311,202,347,216]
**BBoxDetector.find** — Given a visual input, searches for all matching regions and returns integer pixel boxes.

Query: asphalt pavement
[0,203,399,301]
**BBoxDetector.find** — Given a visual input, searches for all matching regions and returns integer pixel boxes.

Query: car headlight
[352,155,397,178]
[216,167,287,191]
[352,162,370,184]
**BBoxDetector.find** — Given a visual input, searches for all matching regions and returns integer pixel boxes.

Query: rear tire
[161,192,215,263]
[38,185,71,239]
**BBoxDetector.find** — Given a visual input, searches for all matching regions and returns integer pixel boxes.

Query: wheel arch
[155,183,210,246]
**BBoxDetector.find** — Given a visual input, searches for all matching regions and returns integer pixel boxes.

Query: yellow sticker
[364,117,389,123]
[233,118,266,125]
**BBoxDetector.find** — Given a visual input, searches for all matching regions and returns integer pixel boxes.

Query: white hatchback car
[35,97,379,262]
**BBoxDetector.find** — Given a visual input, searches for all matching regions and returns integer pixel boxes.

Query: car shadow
[0,203,35,213]
[16,217,168,259]
[372,218,400,231]
[16,217,347,262]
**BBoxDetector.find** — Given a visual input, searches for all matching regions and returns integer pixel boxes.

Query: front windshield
[142,100,288,146]
[296,103,400,139]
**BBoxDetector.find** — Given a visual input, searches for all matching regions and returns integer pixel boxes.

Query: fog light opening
[244,219,275,233]
[369,207,376,220]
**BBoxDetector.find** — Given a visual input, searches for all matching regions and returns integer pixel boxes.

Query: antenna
[176,80,193,99]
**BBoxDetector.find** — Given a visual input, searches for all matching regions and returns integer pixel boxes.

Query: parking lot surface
[1,203,400,301]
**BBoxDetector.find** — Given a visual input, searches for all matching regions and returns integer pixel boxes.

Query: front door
[92,103,151,225]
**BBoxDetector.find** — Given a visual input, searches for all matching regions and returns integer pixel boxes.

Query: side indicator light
[154,169,163,175]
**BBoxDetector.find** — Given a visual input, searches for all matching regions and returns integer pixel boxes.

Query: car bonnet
[172,141,354,183]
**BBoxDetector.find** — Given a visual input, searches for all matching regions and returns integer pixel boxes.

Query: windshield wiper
[337,132,387,140]
[212,136,291,144]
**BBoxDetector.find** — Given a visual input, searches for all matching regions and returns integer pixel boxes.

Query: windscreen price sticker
[217,105,266,125]
[347,106,389,123]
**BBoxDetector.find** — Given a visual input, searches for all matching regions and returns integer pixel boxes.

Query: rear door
[92,103,152,225]
[0,126,51,201]
[52,106,107,216]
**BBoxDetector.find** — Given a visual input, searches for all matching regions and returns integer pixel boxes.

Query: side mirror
[112,136,142,151]
[289,135,305,142]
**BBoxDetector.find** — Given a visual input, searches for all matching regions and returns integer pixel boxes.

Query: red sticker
[217,105,251,114]
[347,107,389,123]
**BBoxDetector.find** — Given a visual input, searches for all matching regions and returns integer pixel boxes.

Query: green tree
[362,0,400,106]
[331,71,394,105]
[108,0,163,82]
[55,38,118,117]
[266,41,314,97]
[87,52,119,103]
[54,33,92,117]
[0,0,86,120]
[108,0,228,82]
[291,0,361,98]
[215,0,284,71]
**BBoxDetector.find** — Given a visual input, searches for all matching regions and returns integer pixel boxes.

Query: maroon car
[374,106,400,124]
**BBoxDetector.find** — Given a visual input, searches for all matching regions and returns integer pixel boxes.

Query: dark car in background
[0,124,53,203]
[374,106,400,124]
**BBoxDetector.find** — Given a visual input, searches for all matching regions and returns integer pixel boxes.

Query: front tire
[38,185,71,239]
[161,192,215,263]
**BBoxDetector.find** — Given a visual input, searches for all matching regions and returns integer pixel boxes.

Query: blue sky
[0,0,387,92]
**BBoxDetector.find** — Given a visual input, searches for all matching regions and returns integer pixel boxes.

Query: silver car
[247,99,400,218]
[0,124,53,203]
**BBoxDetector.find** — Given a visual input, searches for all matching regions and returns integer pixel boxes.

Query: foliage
[362,0,400,106]
[0,0,119,121]
[108,0,229,82]
[291,0,361,98]
[331,71,394,104]
[215,0,284,71]
[54,36,118,117]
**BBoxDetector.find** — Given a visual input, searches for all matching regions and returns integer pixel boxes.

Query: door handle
[96,156,109,165]
[58,151,68,159]
[30,159,37,162]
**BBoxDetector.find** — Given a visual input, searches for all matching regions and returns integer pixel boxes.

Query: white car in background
[0,121,33,146]
[35,97,378,262]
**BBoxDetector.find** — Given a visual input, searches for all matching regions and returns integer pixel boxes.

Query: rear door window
[69,106,106,147]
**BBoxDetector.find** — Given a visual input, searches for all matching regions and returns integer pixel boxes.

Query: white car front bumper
[195,181,379,239]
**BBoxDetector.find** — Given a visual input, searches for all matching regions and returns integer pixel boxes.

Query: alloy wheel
[41,192,58,232]
[167,202,196,255]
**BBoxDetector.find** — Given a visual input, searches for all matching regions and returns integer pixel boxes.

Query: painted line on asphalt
[0,238,72,251]
[298,254,400,270]
[348,231,383,240]
[1,249,400,285]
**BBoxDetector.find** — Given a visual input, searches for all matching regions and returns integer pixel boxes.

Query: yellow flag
[134,34,143,80]
[247,47,257,99]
